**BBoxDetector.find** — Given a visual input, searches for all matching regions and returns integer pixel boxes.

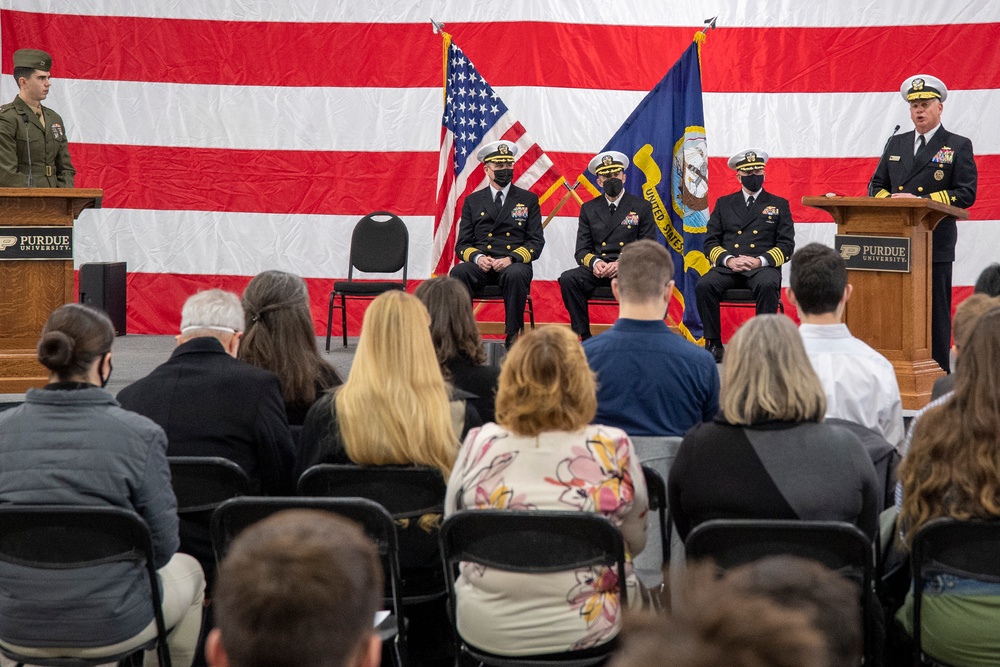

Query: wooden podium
[802,196,968,409]
[0,188,103,392]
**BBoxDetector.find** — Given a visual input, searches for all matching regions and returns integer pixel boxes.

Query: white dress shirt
[799,323,905,446]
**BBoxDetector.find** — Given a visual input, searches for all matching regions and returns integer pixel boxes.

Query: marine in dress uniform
[451,140,544,349]
[0,49,75,188]
[695,149,795,361]
[870,74,977,373]
[558,151,655,339]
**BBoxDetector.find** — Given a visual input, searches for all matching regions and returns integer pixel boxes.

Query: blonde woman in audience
[896,306,1000,667]
[445,325,648,657]
[0,305,204,666]
[297,289,475,480]
[240,270,342,425]
[669,314,879,541]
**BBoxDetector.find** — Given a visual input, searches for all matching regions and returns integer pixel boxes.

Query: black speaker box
[79,262,127,336]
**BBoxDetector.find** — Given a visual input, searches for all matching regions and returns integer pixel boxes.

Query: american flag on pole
[432,31,566,276]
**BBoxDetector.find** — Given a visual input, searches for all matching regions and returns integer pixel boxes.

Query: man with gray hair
[583,240,719,437]
[118,289,295,580]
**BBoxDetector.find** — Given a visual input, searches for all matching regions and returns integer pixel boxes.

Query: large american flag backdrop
[1,2,997,335]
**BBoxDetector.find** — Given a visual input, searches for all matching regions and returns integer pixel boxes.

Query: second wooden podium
[802,196,968,409]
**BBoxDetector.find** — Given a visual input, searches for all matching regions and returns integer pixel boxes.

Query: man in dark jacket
[450,140,544,349]
[870,74,977,373]
[559,150,655,340]
[695,149,795,361]
[118,289,295,578]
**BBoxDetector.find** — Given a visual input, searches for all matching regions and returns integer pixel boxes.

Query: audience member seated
[789,243,904,445]
[973,262,1000,297]
[894,306,1000,666]
[930,293,1000,400]
[669,315,879,542]
[207,510,383,667]
[297,290,476,480]
[240,270,343,425]
[297,290,474,667]
[611,565,826,667]
[584,239,719,437]
[445,325,648,656]
[0,304,204,666]
[118,289,295,584]
[415,276,501,423]
[726,556,863,667]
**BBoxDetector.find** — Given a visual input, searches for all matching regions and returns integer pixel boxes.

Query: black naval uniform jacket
[455,184,544,265]
[575,192,656,267]
[705,189,795,273]
[0,96,75,188]
[871,127,977,262]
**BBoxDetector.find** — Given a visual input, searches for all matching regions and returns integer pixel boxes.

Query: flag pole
[541,181,580,229]
[430,18,445,33]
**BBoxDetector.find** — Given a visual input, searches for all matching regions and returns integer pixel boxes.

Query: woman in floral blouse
[445,325,648,657]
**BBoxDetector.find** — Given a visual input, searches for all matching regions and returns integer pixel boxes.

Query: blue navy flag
[579,36,710,342]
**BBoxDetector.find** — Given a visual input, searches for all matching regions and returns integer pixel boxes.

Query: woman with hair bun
[0,304,205,666]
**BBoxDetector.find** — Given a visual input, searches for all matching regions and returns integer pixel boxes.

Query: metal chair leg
[341,294,349,348]
[326,292,336,352]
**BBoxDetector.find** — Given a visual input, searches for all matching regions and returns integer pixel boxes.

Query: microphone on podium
[867,125,900,197]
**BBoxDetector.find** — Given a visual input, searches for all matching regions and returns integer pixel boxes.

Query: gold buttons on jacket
[734,244,740,249]
[753,230,758,234]
[619,242,624,246]
[506,232,510,236]
[506,245,511,250]
[898,186,904,191]
[737,231,742,235]
[917,187,924,192]
[750,244,756,249]
[487,233,493,237]
[487,245,492,249]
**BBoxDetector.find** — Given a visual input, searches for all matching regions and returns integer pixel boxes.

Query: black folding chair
[211,496,409,667]
[911,518,1000,667]
[326,211,409,350]
[637,466,668,601]
[0,505,171,667]
[439,510,626,667]
[298,464,448,602]
[472,285,535,331]
[685,519,875,666]
[168,456,251,514]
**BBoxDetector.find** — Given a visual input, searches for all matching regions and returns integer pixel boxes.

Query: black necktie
[609,203,616,216]
[916,134,925,155]
[495,190,503,209]
[747,195,755,210]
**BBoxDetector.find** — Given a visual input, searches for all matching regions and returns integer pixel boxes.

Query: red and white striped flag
[432,31,565,276]
[1,4,996,335]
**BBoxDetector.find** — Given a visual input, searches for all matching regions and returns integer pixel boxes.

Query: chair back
[686,519,875,666]
[211,496,408,662]
[911,518,1000,665]
[349,212,409,279]
[168,456,251,514]
[298,464,448,600]
[640,465,669,572]
[0,505,171,667]
[439,510,627,665]
[440,510,627,599]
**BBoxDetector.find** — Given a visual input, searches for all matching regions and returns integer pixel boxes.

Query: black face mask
[602,177,623,198]
[740,173,764,193]
[492,168,513,188]
[98,353,113,388]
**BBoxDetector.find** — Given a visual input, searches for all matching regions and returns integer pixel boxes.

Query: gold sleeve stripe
[768,248,785,266]
[709,247,725,263]
[515,247,532,263]
[462,248,477,262]
[874,189,891,199]
[930,190,950,205]
[582,253,595,267]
